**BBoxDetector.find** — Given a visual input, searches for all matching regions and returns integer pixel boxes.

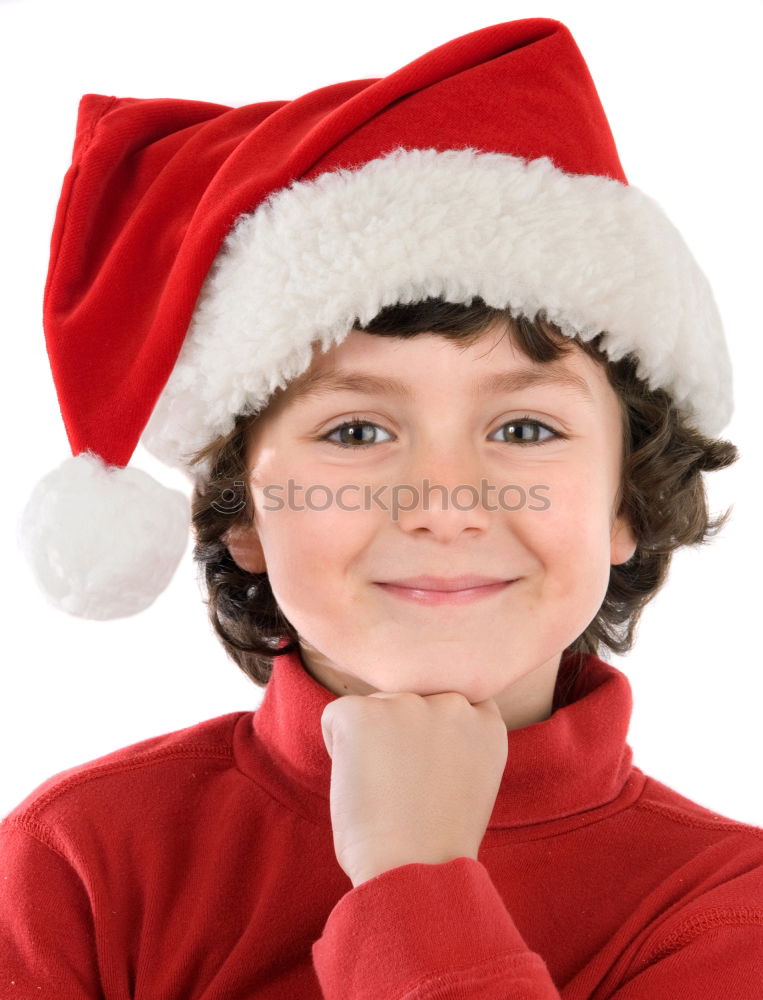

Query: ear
[610,511,637,567]
[222,523,267,574]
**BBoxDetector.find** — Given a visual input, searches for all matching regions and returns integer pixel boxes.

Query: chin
[367,663,501,703]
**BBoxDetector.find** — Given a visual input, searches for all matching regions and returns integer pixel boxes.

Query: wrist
[351,852,477,888]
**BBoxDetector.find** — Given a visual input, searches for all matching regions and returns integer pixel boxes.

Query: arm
[606,915,763,1000]
[313,857,560,999]
[0,819,105,998]
[313,857,763,1000]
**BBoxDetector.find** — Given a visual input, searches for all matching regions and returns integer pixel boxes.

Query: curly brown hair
[186,296,738,708]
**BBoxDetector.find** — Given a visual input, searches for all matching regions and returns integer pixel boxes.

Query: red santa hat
[17,16,733,620]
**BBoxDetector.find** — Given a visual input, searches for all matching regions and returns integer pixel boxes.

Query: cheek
[521,477,615,583]
[253,478,376,594]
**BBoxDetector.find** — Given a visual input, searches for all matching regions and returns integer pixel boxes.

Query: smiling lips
[381,575,513,591]
[375,575,517,606]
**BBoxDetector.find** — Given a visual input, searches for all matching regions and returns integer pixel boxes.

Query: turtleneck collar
[233,645,643,835]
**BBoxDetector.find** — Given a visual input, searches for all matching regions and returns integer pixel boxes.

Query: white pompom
[16,451,190,620]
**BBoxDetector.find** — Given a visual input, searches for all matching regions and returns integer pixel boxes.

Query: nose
[391,439,494,539]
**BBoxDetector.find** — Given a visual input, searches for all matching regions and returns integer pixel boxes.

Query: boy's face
[225,322,636,730]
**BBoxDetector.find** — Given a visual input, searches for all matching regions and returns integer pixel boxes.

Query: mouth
[378,575,515,592]
[375,579,517,607]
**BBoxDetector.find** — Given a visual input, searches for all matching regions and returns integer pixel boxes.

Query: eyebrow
[283,364,595,406]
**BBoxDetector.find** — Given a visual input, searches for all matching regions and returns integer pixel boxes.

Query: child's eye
[322,418,394,449]
[495,416,562,445]
[321,415,563,449]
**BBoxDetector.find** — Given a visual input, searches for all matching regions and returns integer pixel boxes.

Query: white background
[1,0,761,826]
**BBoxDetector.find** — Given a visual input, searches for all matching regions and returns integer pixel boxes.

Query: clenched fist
[320,689,509,889]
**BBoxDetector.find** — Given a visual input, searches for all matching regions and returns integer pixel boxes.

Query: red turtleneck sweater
[2,649,762,998]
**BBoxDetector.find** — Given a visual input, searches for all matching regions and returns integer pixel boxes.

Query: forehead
[275,324,608,408]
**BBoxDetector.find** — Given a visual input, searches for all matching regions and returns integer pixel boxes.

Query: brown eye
[323,419,393,449]
[493,417,560,445]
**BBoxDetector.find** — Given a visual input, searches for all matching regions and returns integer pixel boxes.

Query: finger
[473,696,504,717]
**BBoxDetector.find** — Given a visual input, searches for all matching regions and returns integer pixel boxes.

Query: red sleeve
[0,820,104,998]
[311,857,763,1000]
[312,857,560,999]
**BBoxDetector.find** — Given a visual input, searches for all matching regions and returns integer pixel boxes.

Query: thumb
[320,703,334,760]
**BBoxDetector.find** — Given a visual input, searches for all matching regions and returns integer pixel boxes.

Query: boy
[6,16,762,999]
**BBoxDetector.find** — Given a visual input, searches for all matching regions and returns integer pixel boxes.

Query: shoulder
[632,772,763,911]
[635,773,763,842]
[1,710,252,844]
